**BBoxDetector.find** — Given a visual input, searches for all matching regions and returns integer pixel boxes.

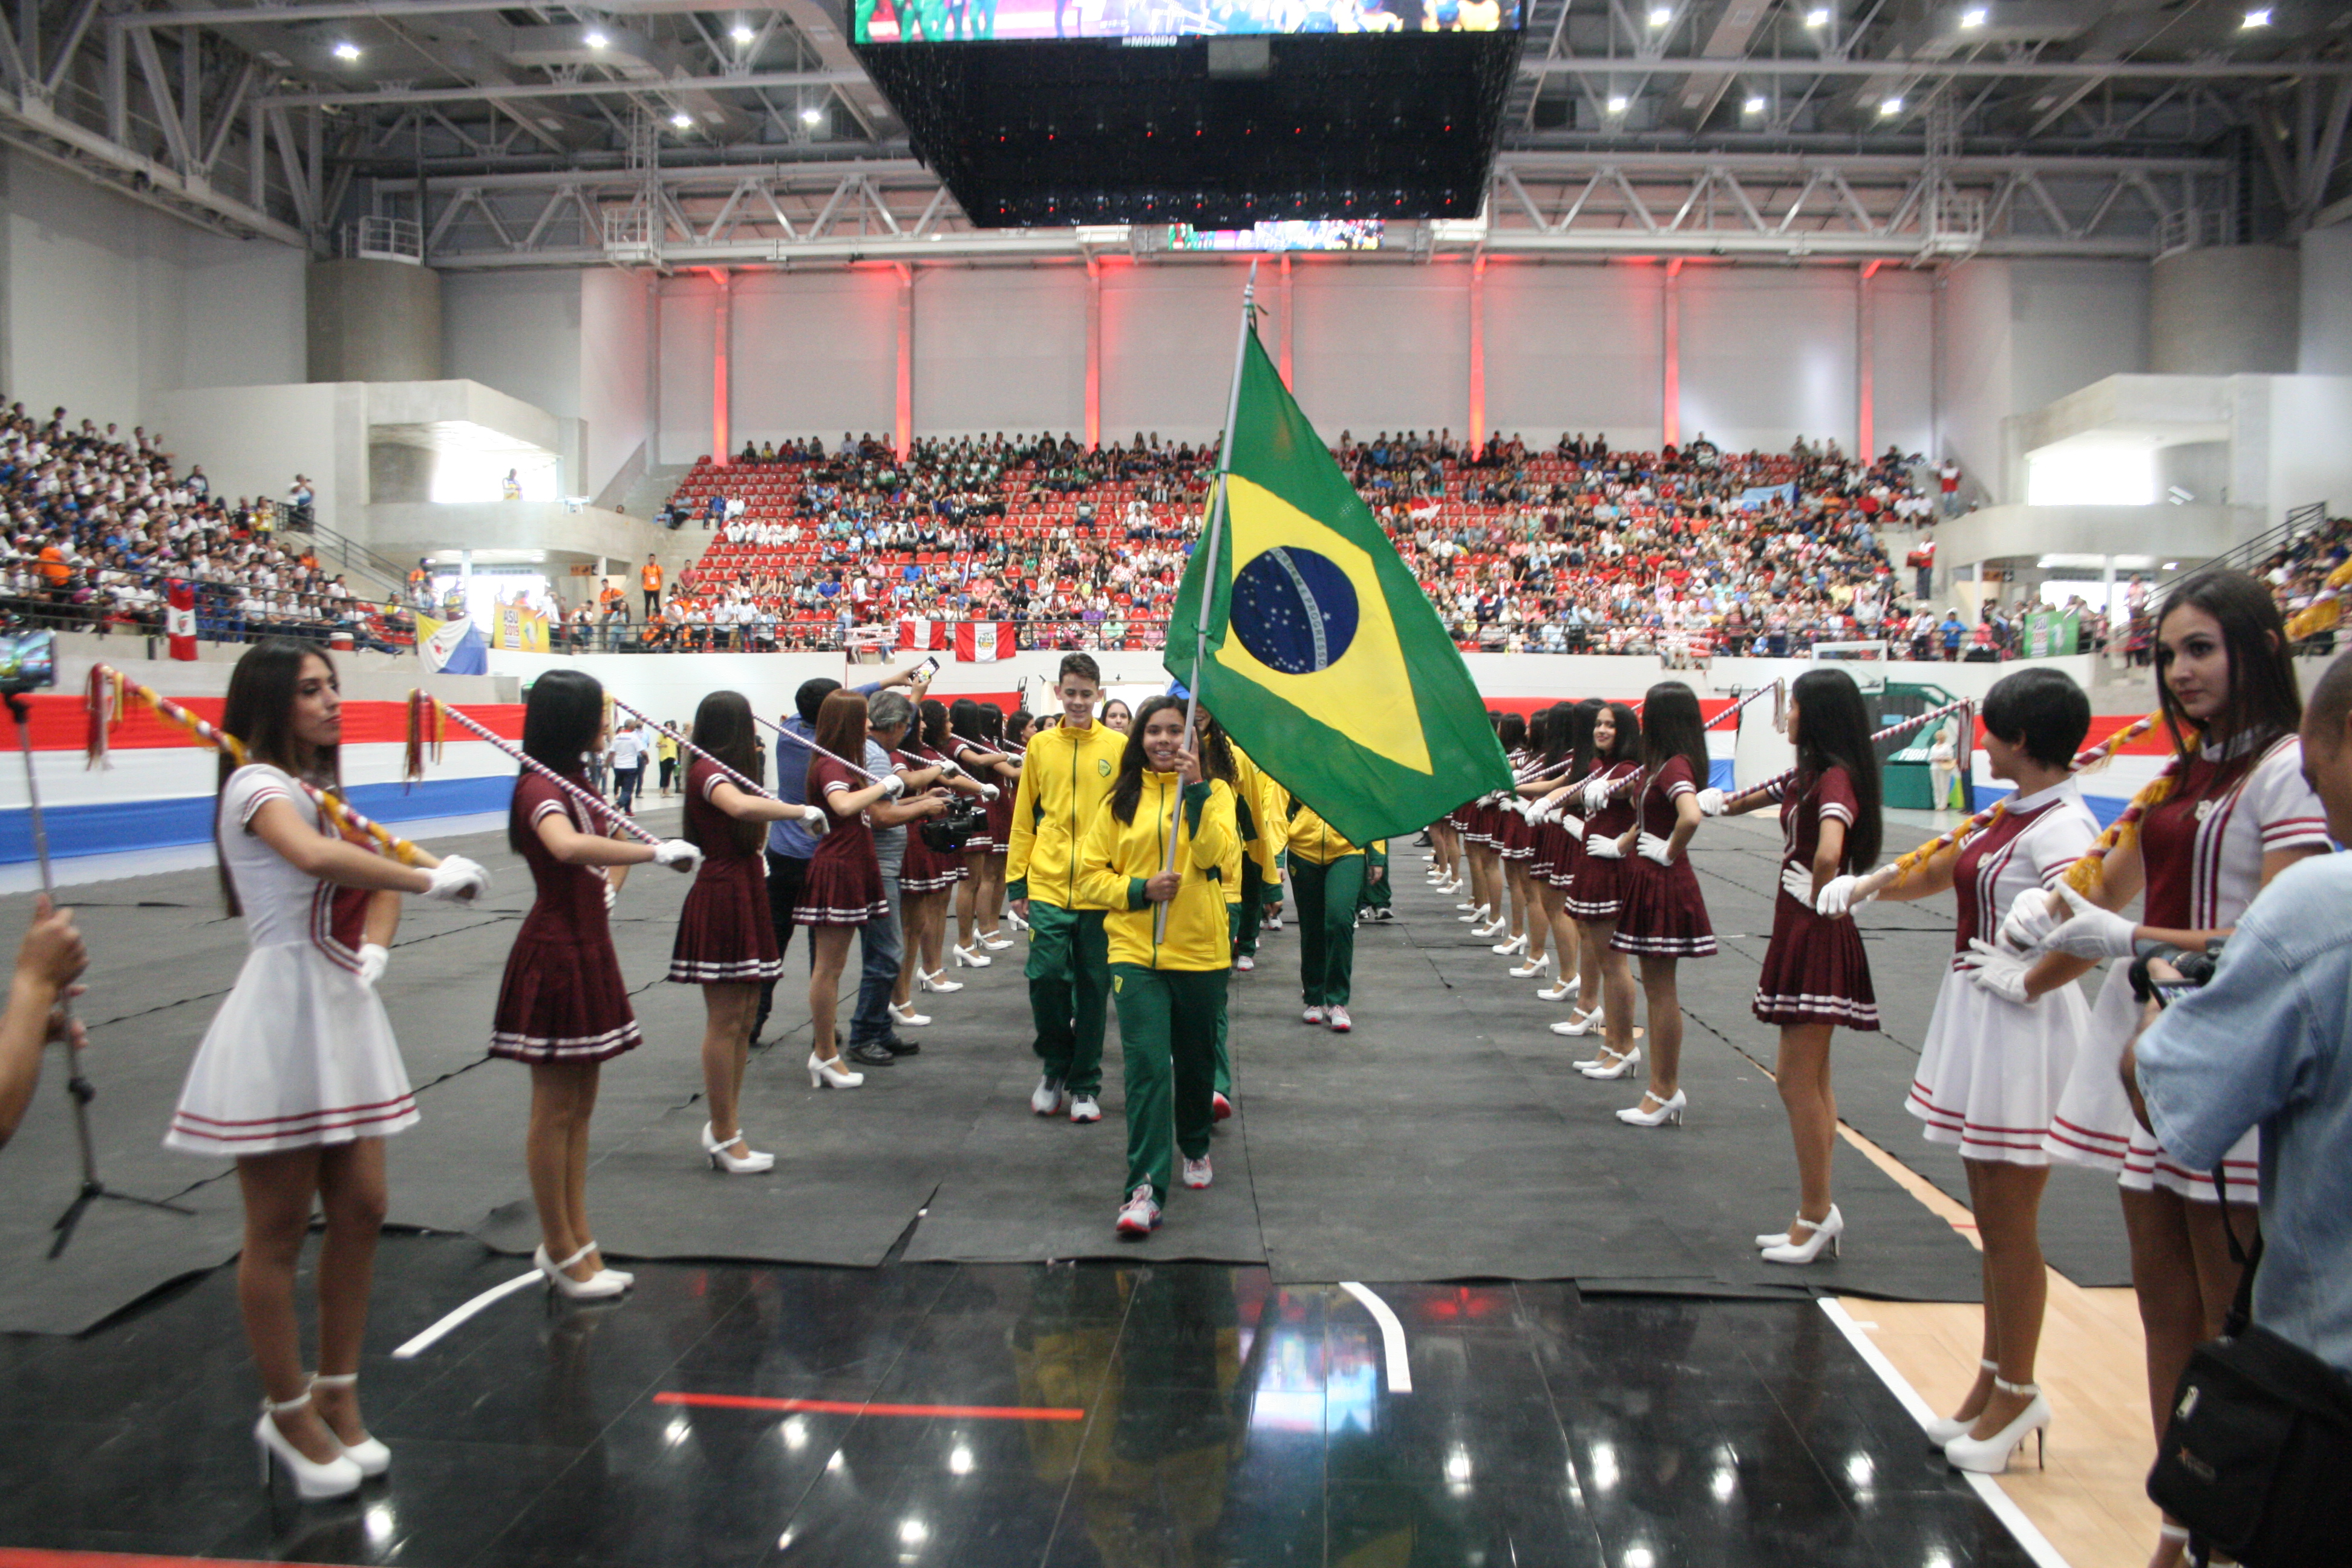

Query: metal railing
[344,215,425,263]
[0,593,415,654]
[304,520,417,601]
[2151,501,2332,615]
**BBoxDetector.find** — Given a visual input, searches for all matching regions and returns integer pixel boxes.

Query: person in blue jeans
[844,688,948,1068]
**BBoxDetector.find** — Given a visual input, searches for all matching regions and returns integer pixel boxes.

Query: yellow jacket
[1285,796,1388,868]
[1227,744,1287,887]
[1005,719,1129,910]
[1077,774,1238,971]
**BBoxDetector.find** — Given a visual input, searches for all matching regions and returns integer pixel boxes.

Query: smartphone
[914,654,942,682]
[0,629,57,693]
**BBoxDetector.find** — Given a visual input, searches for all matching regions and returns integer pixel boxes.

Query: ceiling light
[1959,5,1986,26]
[670,110,693,129]
[730,21,756,42]
[1879,96,1903,115]
[1743,94,1767,114]
[584,28,609,48]
[2241,7,2270,25]
[800,105,823,124]
[1804,7,1830,25]
[1607,94,1629,114]
[332,40,361,60]
[1647,5,1671,25]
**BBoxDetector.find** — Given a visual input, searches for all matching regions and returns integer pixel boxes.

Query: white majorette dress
[166,764,419,1156]
[1906,779,2098,1163]
[2042,734,2331,1199]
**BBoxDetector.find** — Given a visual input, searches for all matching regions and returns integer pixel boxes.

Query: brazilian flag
[1166,328,1511,847]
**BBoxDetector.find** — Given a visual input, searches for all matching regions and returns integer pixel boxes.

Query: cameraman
[0,897,88,1150]
[2125,653,2352,1377]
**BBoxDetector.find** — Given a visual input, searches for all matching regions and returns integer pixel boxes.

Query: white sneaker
[1302,1005,1327,1025]
[1181,1155,1212,1189]
[1068,1095,1102,1124]
[1030,1077,1068,1117]
[1263,915,1284,931]
[1116,1184,1162,1237]
[1327,1005,1352,1032]
[1234,955,1255,972]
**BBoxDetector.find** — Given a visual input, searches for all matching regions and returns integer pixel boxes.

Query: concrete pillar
[1468,253,1486,458]
[1084,258,1101,451]
[1661,260,1683,449]
[307,259,442,382]
[1857,261,1878,460]
[895,264,913,460]
[2151,246,2300,375]
[711,270,732,467]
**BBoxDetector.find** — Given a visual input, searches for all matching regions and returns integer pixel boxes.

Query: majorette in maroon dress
[961,741,1005,854]
[1564,761,1641,920]
[1610,756,1718,957]
[1751,764,1877,1028]
[491,771,643,1062]
[794,755,890,927]
[669,755,785,983]
[897,743,969,893]
[1540,763,1589,889]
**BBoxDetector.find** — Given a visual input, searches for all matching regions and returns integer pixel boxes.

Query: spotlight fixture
[670,110,694,129]
[332,39,362,60]
[1959,5,1986,26]
[1647,5,1671,25]
[800,105,823,124]
[1804,7,1829,25]
[2240,6,2270,25]
[1879,96,1903,115]
[584,28,609,48]
[730,21,756,42]
[1607,94,1630,114]
[1743,94,1767,114]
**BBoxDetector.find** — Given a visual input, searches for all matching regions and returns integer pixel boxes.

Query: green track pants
[1025,902,1108,1096]
[1111,964,1224,1204]
[1290,855,1364,1008]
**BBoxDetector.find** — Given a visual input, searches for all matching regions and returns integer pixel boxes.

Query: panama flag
[897,618,946,651]
[165,579,198,661]
[955,621,1013,662]
[1166,323,1509,846]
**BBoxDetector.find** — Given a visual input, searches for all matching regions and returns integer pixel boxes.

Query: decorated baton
[407,690,662,847]
[752,714,895,784]
[1711,696,1977,814]
[87,667,437,867]
[607,696,786,803]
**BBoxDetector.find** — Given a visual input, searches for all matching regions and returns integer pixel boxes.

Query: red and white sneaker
[1211,1091,1233,1122]
[1327,1006,1353,1033]
[1116,1184,1162,1237]
[1302,1006,1327,1025]
[1068,1094,1102,1124]
[1181,1155,1213,1189]
[1234,955,1255,973]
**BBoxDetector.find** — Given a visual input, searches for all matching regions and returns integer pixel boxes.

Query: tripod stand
[5,691,192,1258]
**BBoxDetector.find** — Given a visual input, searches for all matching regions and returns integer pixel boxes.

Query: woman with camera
[667,689,831,1172]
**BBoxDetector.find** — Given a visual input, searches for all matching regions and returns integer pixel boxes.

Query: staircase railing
[2151,501,2331,612]
[299,518,416,598]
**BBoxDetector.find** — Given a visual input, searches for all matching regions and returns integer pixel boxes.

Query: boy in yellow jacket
[1077,696,1238,1236]
[1287,796,1387,1033]
[1006,654,1129,1121]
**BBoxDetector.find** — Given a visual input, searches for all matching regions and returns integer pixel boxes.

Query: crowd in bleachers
[0,401,413,652]
[627,426,1991,659]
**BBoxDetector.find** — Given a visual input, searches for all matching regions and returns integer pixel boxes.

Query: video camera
[2129,939,2224,1011]
[919,795,987,855]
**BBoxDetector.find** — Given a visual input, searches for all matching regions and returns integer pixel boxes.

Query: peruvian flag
[955,621,1015,662]
[897,618,946,651]
[166,580,198,661]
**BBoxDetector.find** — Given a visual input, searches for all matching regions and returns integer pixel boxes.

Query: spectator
[641,554,663,619]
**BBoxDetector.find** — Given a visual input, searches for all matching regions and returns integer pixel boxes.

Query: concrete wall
[2299,222,2352,376]
[307,259,443,382]
[2151,246,2300,376]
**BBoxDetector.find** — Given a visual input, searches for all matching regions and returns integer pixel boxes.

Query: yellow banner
[488,602,550,653]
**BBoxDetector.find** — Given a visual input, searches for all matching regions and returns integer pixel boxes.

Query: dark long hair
[1566,697,1607,776]
[1638,682,1710,797]
[919,697,950,751]
[217,639,340,913]
[1535,703,1573,769]
[1788,667,1883,872]
[1005,710,1035,746]
[2155,569,2302,759]
[1193,710,1238,789]
[1495,710,1527,754]
[949,697,986,745]
[512,668,604,854]
[1109,694,1190,825]
[687,690,765,856]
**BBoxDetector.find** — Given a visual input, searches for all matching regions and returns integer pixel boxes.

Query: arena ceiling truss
[0,0,2345,269]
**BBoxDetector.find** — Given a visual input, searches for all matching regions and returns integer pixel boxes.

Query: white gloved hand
[1557,813,1585,839]
[653,838,703,875]
[1584,832,1625,860]
[356,943,389,988]
[603,876,618,910]
[2035,883,2139,960]
[980,783,1000,802]
[422,855,489,904]
[1581,775,1613,813]
[1524,803,1550,826]
[801,803,831,834]
[1958,938,2033,1004]
[881,773,907,799]
[1815,873,1863,919]
[1998,885,2066,952]
[1695,786,1728,817]
[1637,832,1675,866]
[1779,862,1817,909]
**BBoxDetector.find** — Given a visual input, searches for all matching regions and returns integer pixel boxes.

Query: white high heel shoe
[1759,1204,1843,1264]
[1509,954,1545,978]
[889,1001,932,1028]
[535,1241,629,1299]
[1538,972,1580,1002]
[574,1242,631,1287]
[981,929,1016,951]
[1581,1046,1642,1079]
[1919,1362,2001,1444]
[1944,1380,2051,1473]
[1615,1088,1685,1126]
[1492,932,1527,956]
[952,944,993,969]
[808,1051,864,1089]
[1550,1008,1604,1037]
[1457,901,1489,921]
[254,1391,363,1500]
[701,1121,775,1174]
[919,969,964,993]
[1004,907,1029,932]
[307,1373,390,1477]
[1473,916,1510,939]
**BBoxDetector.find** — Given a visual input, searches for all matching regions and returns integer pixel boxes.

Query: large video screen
[1168,220,1383,251]
[855,0,1519,44]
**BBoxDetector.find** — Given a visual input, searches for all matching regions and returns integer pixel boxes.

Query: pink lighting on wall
[1085,257,1102,451]
[894,264,913,460]
[709,269,732,466]
[1468,253,1486,459]
[1661,258,1683,450]
[1857,260,1883,461]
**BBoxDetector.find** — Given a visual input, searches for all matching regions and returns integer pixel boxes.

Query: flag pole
[1158,257,1259,942]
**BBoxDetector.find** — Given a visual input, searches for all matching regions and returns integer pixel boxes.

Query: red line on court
[0,1553,356,1568]
[653,1391,1085,1422]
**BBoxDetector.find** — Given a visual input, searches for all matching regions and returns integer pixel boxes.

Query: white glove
[1779,862,1816,909]
[2035,883,2138,961]
[1524,802,1549,826]
[1557,813,1585,839]
[653,838,703,875]
[980,783,1000,802]
[1957,938,2033,1004]
[422,854,489,904]
[603,876,618,910]
[1696,786,1728,817]
[1581,776,1613,813]
[881,773,907,799]
[1998,885,2066,952]
[356,943,389,988]
[1637,832,1675,866]
[801,803,831,834]
[1815,873,1863,919]
[1584,832,1624,860]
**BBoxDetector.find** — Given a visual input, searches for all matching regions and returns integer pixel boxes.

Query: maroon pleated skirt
[491,933,642,1063]
[1532,819,1573,884]
[1500,807,1535,860]
[1564,852,1624,920]
[668,855,783,982]
[979,787,1012,854]
[1610,858,1717,957]
[901,830,966,893]
[795,848,889,927]
[1753,890,1880,1029]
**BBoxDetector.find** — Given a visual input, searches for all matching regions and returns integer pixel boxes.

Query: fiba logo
[1232,547,1358,676]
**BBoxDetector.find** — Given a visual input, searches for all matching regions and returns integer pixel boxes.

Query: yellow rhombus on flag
[1167,325,1511,846]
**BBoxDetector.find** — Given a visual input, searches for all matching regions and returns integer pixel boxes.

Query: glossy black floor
[0,1233,2033,1568]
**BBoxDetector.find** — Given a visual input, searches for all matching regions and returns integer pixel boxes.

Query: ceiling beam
[1521,56,2352,82]
[258,66,863,108]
